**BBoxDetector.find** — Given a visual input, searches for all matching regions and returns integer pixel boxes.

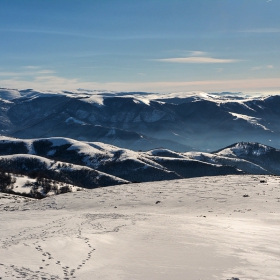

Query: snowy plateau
[1,89,280,279]
[1,175,280,279]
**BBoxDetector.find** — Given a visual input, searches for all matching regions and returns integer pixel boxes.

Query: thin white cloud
[37,70,56,74]
[215,68,224,73]
[0,69,55,77]
[0,28,170,41]
[157,56,238,64]
[251,65,274,71]
[0,72,19,77]
[241,28,280,33]
[189,51,207,56]
[24,66,40,69]
[0,28,95,39]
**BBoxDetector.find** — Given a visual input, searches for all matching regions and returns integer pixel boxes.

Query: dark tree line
[0,171,15,191]
[0,141,28,155]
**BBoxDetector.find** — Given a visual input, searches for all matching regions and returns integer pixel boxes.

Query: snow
[47,137,76,147]
[0,152,128,186]
[12,175,36,193]
[0,154,52,167]
[0,89,21,100]
[185,151,271,174]
[65,117,86,125]
[229,112,269,130]
[80,94,105,106]
[216,142,273,158]
[146,148,184,157]
[0,175,280,279]
[3,174,84,197]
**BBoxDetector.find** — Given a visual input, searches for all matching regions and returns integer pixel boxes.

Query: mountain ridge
[1,88,280,151]
[1,136,280,198]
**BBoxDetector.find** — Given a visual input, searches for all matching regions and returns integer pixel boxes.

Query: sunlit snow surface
[1,175,280,280]
[229,112,270,131]
[216,142,273,157]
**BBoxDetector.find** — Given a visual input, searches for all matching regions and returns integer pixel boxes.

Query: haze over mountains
[1,88,280,151]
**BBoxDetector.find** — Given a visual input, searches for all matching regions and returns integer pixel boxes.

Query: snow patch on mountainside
[229,112,269,130]
[185,151,270,174]
[65,117,86,125]
[0,88,21,100]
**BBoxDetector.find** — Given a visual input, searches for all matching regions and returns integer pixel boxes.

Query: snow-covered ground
[0,175,280,280]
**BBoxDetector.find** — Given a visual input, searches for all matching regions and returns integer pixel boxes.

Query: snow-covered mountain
[2,136,280,199]
[0,136,248,196]
[213,142,280,175]
[1,88,280,151]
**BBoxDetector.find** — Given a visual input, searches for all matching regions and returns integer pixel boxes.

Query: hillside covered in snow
[1,136,280,198]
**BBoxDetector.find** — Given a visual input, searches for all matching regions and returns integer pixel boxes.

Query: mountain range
[1,88,280,151]
[1,135,279,197]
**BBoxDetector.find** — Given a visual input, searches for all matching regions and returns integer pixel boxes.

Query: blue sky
[0,0,279,93]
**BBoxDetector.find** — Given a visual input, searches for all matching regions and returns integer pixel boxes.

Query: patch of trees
[33,140,53,155]
[155,159,244,178]
[0,169,72,199]
[33,140,85,165]
[33,177,72,197]
[0,171,15,191]
[0,141,28,155]
[0,157,48,174]
[24,178,72,199]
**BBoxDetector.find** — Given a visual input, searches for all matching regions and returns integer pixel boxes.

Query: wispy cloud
[0,28,171,41]
[157,56,238,64]
[189,51,207,56]
[24,66,40,70]
[0,69,55,77]
[251,65,274,70]
[0,28,95,39]
[241,28,280,33]
[0,72,20,77]
[215,68,224,73]
[37,70,56,74]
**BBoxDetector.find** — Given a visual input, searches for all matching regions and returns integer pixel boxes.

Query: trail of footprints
[34,237,96,280]
[1,216,72,249]
[35,217,97,280]
[0,262,60,280]
[1,212,137,279]
[1,215,98,279]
